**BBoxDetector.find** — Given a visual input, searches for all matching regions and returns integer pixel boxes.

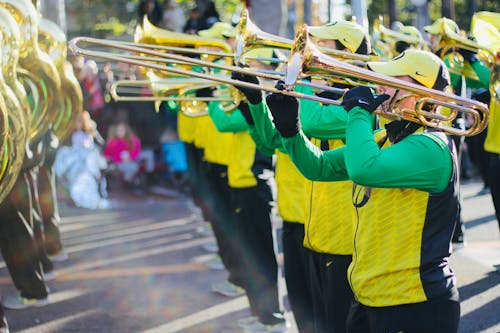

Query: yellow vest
[177,112,197,143]
[202,118,232,165]
[228,131,258,188]
[348,186,429,306]
[485,98,500,154]
[303,138,354,255]
[275,151,306,223]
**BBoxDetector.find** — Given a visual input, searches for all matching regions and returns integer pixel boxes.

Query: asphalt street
[1,179,499,333]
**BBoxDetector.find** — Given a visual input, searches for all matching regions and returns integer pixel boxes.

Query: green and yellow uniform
[282,106,459,307]
[208,101,282,326]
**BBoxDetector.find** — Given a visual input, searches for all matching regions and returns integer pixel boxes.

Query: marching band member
[234,20,372,332]
[271,49,460,333]
[484,54,499,229]
[425,18,491,92]
[201,23,287,332]
[425,18,492,244]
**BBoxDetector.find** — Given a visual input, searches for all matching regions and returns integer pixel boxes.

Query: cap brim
[221,31,236,38]
[198,30,214,38]
[424,24,440,34]
[367,61,408,77]
[308,26,339,40]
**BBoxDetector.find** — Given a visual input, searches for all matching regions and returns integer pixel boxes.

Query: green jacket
[283,106,459,307]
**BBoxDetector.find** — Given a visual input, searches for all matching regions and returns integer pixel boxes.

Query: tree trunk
[303,0,312,25]
[39,0,67,33]
[248,0,287,35]
[442,0,456,20]
[388,0,397,26]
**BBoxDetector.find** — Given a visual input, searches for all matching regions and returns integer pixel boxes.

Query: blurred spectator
[138,0,164,27]
[71,54,85,79]
[162,0,186,32]
[80,60,105,133]
[183,7,204,34]
[104,122,142,185]
[55,111,109,209]
[202,1,220,28]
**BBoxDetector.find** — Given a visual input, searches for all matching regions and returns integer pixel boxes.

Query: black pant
[347,298,460,333]
[232,181,281,325]
[37,162,63,255]
[0,304,5,327]
[489,153,500,229]
[185,144,212,222]
[282,221,315,333]
[204,163,246,288]
[0,173,48,299]
[309,251,354,333]
[28,169,53,274]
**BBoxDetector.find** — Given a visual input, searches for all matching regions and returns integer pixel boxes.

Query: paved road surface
[1,180,499,333]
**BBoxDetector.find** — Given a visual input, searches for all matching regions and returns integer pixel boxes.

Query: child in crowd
[55,111,109,209]
[104,122,142,185]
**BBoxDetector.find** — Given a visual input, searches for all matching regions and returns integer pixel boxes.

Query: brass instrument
[0,7,28,201]
[283,25,489,136]
[372,17,428,54]
[235,9,376,65]
[38,18,83,141]
[110,78,234,103]
[110,72,246,117]
[135,16,233,79]
[0,0,62,142]
[439,19,496,67]
[69,36,347,106]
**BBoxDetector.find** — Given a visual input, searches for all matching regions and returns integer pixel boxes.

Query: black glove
[457,48,479,64]
[195,87,215,98]
[266,92,300,138]
[238,102,254,125]
[341,86,390,113]
[231,72,263,104]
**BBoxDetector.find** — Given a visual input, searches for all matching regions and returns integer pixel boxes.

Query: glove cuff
[274,120,301,138]
[247,92,263,105]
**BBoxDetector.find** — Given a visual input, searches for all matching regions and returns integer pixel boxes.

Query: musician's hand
[195,87,215,98]
[231,72,262,104]
[238,102,254,125]
[266,92,300,138]
[457,48,478,64]
[341,86,390,113]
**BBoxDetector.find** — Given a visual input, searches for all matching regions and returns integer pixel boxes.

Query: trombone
[69,36,347,106]
[69,25,488,136]
[235,9,378,65]
[282,25,489,136]
[110,77,235,103]
[439,19,497,67]
[372,17,429,51]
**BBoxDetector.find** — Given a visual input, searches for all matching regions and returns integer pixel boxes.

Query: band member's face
[429,34,440,51]
[377,75,417,110]
[317,39,337,49]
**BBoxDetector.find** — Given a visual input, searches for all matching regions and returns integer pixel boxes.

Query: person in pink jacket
[104,122,142,184]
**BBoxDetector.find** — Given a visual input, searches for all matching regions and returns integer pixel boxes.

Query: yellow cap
[399,25,423,40]
[424,18,459,35]
[367,49,450,90]
[198,22,235,39]
[308,21,368,53]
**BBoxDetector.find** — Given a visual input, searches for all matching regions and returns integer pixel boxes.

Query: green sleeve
[248,101,284,151]
[282,131,350,181]
[248,127,275,156]
[208,102,249,133]
[444,57,491,89]
[295,84,376,140]
[294,84,348,140]
[467,61,491,89]
[444,57,462,88]
[344,107,453,193]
